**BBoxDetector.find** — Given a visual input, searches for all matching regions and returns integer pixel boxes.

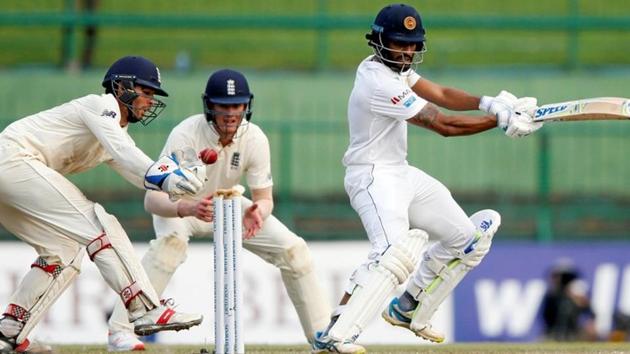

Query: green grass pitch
[54,342,630,353]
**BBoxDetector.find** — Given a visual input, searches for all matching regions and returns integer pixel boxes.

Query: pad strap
[86,233,112,261]
[120,282,143,308]
[425,256,452,279]
[31,258,63,278]
[4,304,31,323]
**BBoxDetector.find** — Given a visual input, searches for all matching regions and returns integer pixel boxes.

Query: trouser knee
[143,235,189,273]
[279,238,313,278]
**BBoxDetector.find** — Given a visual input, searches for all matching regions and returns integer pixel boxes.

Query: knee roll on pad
[380,229,428,283]
[452,209,501,268]
[328,229,428,341]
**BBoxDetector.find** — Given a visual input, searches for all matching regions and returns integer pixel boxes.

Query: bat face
[531,97,630,122]
[534,104,571,120]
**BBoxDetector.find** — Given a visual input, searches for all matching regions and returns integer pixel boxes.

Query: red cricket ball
[199,148,218,165]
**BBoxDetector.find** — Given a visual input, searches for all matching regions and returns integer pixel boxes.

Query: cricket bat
[531,97,630,122]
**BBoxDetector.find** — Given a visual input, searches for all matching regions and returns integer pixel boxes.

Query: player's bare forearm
[145,189,213,221]
[407,103,497,137]
[412,78,481,111]
[250,186,274,220]
[144,190,179,217]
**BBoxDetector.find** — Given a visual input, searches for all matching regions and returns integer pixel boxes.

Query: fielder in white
[312,4,543,354]
[106,69,331,351]
[0,56,206,354]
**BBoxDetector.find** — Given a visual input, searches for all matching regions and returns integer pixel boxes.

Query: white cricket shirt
[0,94,153,188]
[160,114,273,198]
[342,55,427,167]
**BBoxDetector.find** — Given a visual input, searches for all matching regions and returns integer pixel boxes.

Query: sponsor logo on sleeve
[403,96,417,108]
[390,89,412,105]
[101,109,117,118]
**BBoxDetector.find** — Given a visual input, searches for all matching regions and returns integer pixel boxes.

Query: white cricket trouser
[108,196,330,342]
[344,164,476,290]
[0,141,156,320]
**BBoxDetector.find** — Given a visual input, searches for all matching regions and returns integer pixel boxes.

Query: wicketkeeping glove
[144,153,204,199]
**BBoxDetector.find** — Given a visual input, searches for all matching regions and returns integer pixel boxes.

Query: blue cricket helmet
[102,56,168,97]
[203,69,252,105]
[366,4,427,70]
[202,69,254,121]
[367,3,426,47]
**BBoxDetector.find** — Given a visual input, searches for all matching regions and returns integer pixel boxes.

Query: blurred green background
[0,0,628,242]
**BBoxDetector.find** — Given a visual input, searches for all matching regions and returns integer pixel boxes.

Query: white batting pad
[93,204,160,309]
[16,249,84,344]
[411,209,501,333]
[329,229,428,341]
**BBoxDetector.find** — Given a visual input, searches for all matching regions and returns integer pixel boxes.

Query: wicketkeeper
[0,56,206,354]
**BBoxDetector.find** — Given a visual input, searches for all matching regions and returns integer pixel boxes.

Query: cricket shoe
[132,299,202,336]
[15,338,53,354]
[107,331,145,352]
[382,297,444,343]
[311,331,365,354]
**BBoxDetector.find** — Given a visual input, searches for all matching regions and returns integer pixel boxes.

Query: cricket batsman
[106,69,331,351]
[312,4,543,353]
[0,56,206,353]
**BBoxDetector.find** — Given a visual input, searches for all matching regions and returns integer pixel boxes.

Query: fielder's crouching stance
[0,56,205,353]
[106,69,331,352]
[312,3,541,353]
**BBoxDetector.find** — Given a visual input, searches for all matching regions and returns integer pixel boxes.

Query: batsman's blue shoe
[311,331,366,354]
[381,297,413,329]
[382,297,445,343]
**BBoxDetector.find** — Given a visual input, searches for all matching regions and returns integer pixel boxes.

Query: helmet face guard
[110,75,166,125]
[368,32,427,72]
[367,4,428,72]
[102,56,168,125]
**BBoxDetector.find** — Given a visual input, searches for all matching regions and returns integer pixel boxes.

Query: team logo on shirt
[101,109,117,118]
[390,89,412,105]
[230,152,240,169]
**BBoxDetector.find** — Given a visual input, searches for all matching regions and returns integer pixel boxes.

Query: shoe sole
[107,343,145,352]
[311,347,366,354]
[381,309,411,329]
[134,317,203,336]
[381,310,443,343]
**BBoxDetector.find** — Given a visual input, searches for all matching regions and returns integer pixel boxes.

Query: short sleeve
[371,78,426,121]
[245,131,273,190]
